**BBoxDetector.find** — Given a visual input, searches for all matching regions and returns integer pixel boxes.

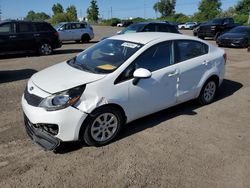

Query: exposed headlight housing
[39,85,86,111]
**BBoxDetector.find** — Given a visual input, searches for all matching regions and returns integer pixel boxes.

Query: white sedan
[22,32,226,150]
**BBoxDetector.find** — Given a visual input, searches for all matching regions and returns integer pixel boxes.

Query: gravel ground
[0,26,250,188]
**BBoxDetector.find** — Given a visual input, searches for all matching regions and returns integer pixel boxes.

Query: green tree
[25,11,50,21]
[66,5,78,21]
[153,0,176,18]
[52,3,64,15]
[87,0,99,23]
[194,0,221,22]
[235,0,250,15]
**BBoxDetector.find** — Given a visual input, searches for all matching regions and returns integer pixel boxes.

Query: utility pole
[110,7,113,19]
[0,5,2,21]
[248,7,250,25]
[144,0,146,19]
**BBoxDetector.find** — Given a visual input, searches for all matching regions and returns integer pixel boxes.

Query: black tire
[81,34,90,43]
[81,106,124,146]
[198,79,218,105]
[38,42,53,55]
[242,39,248,48]
[198,35,205,40]
[214,32,220,40]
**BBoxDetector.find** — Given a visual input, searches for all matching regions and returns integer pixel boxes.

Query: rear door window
[143,24,156,32]
[34,23,54,32]
[157,24,169,32]
[174,40,209,63]
[18,22,34,33]
[0,23,13,33]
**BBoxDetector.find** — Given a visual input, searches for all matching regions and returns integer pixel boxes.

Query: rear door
[174,40,209,103]
[58,23,72,41]
[0,22,16,53]
[15,22,36,51]
[70,23,85,40]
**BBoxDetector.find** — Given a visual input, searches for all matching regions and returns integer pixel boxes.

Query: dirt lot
[0,26,250,188]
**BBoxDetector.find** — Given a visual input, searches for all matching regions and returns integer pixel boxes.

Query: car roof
[235,26,250,29]
[110,32,205,45]
[132,21,171,25]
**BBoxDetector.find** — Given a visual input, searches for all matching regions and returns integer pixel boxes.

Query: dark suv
[0,20,62,55]
[119,22,180,34]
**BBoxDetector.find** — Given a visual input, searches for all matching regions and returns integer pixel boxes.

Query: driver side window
[115,41,173,84]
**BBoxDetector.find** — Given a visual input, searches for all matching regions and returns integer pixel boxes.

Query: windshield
[54,23,64,30]
[120,24,145,34]
[208,19,223,24]
[229,27,250,34]
[67,39,143,74]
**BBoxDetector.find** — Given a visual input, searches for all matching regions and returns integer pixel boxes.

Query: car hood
[220,33,246,39]
[31,62,106,94]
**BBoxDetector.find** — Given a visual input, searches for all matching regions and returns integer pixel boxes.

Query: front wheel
[39,43,53,55]
[198,80,217,105]
[82,106,124,146]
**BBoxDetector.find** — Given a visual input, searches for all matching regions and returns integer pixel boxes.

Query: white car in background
[178,22,197,30]
[22,32,226,150]
[54,22,94,43]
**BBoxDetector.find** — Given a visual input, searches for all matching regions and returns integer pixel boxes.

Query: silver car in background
[54,22,94,43]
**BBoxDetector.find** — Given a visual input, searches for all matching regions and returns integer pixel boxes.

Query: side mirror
[133,68,152,85]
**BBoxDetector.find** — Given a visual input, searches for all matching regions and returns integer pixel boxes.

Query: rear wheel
[198,79,217,105]
[81,34,90,43]
[39,43,52,55]
[81,106,124,146]
[198,35,205,40]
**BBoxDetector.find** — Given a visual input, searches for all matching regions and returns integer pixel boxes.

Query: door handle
[202,60,209,65]
[9,35,16,39]
[34,34,40,37]
[168,70,178,77]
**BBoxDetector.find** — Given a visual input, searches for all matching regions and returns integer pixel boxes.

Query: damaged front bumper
[24,114,61,151]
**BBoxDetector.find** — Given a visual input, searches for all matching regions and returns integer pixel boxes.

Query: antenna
[0,5,2,21]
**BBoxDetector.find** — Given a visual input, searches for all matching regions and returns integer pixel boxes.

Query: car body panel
[22,32,225,146]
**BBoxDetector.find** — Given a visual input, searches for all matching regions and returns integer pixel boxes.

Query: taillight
[223,53,227,64]
[54,32,59,37]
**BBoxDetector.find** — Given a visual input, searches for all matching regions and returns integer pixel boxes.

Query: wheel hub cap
[91,113,118,142]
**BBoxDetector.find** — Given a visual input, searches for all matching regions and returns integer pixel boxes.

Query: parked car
[196,17,240,40]
[118,21,180,34]
[193,22,205,36]
[178,22,197,30]
[22,32,226,150]
[216,26,250,48]
[54,22,94,43]
[0,20,61,55]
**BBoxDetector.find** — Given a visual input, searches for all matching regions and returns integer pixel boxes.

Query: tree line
[24,0,250,25]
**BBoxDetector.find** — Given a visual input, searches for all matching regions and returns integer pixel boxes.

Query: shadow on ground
[0,69,37,84]
[0,49,84,59]
[62,41,99,45]
[55,79,243,154]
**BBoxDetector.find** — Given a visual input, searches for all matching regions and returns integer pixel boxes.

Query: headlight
[39,85,86,111]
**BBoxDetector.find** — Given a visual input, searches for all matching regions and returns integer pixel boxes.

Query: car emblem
[29,86,34,91]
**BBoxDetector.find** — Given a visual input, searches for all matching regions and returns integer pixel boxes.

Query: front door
[0,22,16,53]
[117,41,178,120]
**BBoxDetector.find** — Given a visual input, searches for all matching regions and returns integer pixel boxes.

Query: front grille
[24,86,44,107]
